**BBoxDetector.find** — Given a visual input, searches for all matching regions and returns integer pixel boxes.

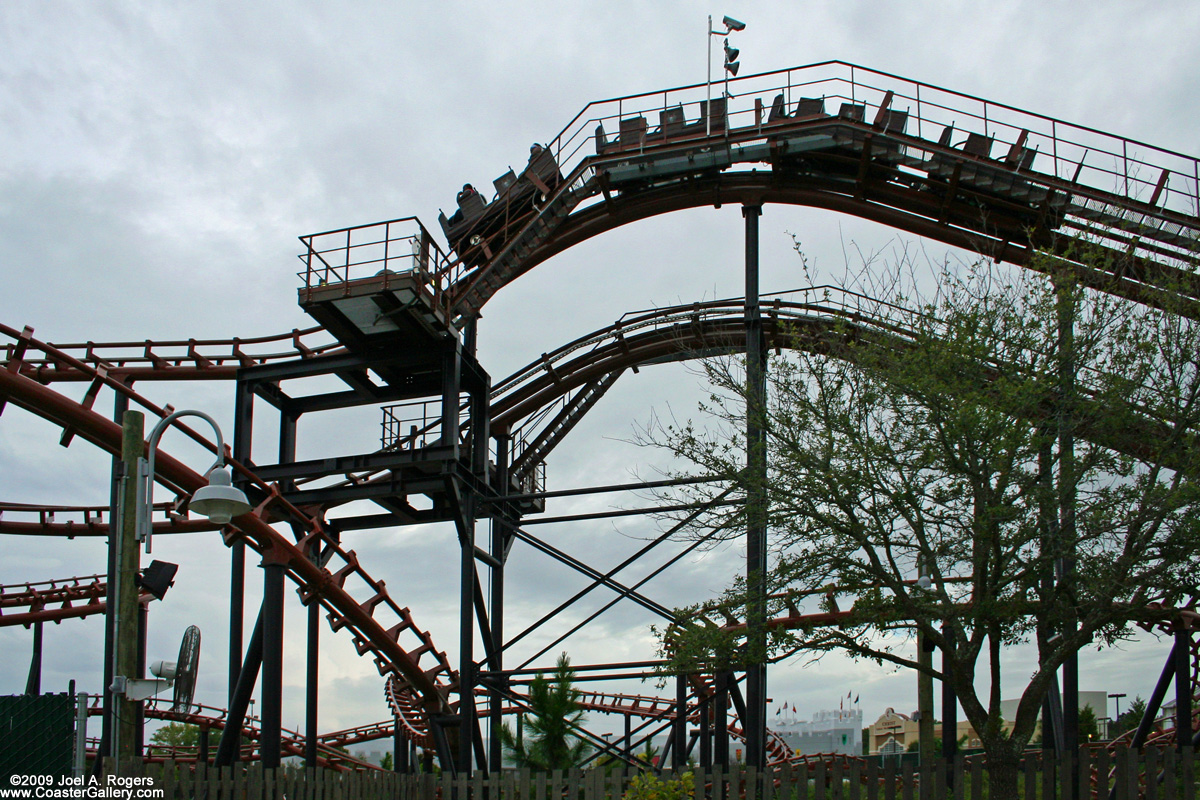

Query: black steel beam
[520,499,741,525]
[489,474,721,504]
[215,608,264,767]
[251,446,458,483]
[743,201,767,771]
[261,561,286,768]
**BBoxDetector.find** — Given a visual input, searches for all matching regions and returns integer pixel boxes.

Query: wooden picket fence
[104,746,1198,800]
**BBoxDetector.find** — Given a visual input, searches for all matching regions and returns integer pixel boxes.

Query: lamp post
[706,14,745,137]
[1108,692,1126,728]
[108,409,251,771]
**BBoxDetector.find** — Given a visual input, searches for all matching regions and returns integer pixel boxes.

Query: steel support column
[229,376,254,761]
[713,671,730,767]
[261,558,286,769]
[395,724,408,773]
[1175,625,1192,752]
[941,621,957,762]
[305,589,319,767]
[673,674,687,769]
[488,434,512,771]
[25,621,42,695]
[1056,276,1080,775]
[743,202,767,770]
[96,387,130,774]
[215,608,265,767]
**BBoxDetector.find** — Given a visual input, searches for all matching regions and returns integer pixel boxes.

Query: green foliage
[1078,705,1100,741]
[148,722,199,752]
[623,771,694,800]
[499,652,592,771]
[1114,695,1148,735]
[380,751,394,770]
[645,247,1200,795]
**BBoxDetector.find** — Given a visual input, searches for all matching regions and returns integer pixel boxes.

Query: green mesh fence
[0,694,75,778]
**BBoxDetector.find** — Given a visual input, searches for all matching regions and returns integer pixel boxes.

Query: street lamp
[139,409,252,550]
[1108,692,1127,726]
[108,409,250,769]
[707,14,746,137]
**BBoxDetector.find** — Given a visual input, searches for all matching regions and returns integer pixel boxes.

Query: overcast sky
[3,1,1199,751]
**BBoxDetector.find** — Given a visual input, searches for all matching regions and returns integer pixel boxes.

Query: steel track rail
[0,574,154,626]
[0,324,343,384]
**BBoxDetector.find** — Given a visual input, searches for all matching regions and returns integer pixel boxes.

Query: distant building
[999,690,1107,728]
[773,708,862,756]
[866,689,1110,754]
[866,707,988,754]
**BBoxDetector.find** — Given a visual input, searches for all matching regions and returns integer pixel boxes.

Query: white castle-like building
[772,707,863,756]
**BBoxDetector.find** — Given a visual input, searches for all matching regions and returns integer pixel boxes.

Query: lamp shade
[189,467,251,525]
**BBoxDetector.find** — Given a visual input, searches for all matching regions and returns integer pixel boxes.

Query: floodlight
[723,16,745,32]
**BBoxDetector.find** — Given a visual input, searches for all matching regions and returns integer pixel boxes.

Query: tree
[380,751,394,770]
[1114,695,1148,736]
[499,652,592,771]
[1078,705,1099,742]
[148,722,200,754]
[647,251,1200,794]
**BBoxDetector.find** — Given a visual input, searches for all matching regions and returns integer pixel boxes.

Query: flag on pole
[854,694,860,704]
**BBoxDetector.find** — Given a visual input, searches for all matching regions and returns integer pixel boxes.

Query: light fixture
[189,466,252,525]
[109,407,248,771]
[137,559,179,600]
[707,13,747,136]
[139,409,250,550]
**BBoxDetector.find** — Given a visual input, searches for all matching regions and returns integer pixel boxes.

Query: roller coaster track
[6,60,1200,777]
[0,501,214,537]
[4,296,1194,757]
[0,322,457,741]
[435,61,1200,322]
[81,697,383,771]
[0,574,153,626]
[0,325,343,385]
[303,285,1199,506]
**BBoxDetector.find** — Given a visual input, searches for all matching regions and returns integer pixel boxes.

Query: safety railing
[297,217,464,317]
[539,60,1200,234]
[379,395,474,452]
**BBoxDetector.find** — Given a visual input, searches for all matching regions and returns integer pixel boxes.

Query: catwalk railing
[95,747,1199,800]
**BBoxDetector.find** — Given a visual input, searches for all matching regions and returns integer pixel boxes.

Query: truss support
[743,202,768,771]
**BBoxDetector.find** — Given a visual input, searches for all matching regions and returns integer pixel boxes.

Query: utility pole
[113,410,144,767]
